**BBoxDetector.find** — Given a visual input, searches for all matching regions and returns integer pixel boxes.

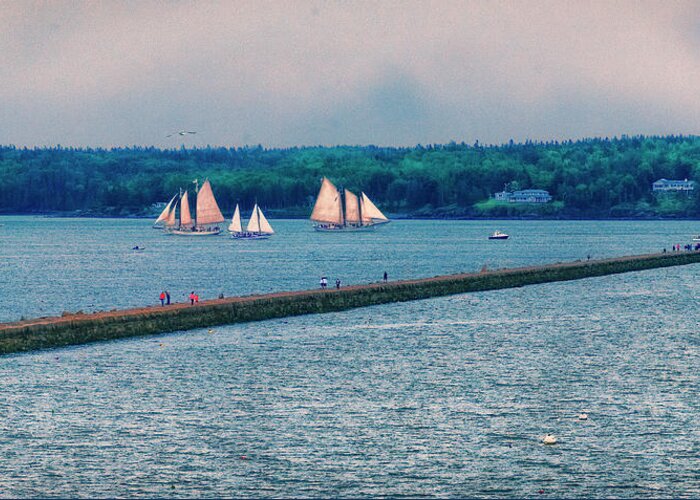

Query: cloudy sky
[1,0,699,148]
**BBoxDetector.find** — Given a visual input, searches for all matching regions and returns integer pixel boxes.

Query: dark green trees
[0,135,699,217]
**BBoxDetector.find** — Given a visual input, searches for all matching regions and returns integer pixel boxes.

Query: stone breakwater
[2,251,699,355]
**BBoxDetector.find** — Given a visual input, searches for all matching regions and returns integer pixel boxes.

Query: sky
[1,0,699,148]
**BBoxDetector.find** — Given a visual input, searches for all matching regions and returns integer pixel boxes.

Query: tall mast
[178,187,182,228]
[339,185,346,227]
[358,191,363,227]
[193,179,199,226]
[256,204,261,234]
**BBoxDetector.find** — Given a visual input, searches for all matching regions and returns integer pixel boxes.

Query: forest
[1,135,699,218]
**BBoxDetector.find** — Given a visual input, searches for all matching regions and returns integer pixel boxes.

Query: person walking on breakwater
[165,290,170,305]
[320,277,327,289]
[336,279,341,289]
[189,291,195,305]
[195,294,199,305]
[383,271,388,283]
[159,291,165,306]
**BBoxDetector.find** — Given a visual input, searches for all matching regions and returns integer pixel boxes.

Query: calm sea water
[0,217,698,497]
[0,216,697,323]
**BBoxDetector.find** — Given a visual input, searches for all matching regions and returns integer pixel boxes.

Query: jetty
[2,251,699,355]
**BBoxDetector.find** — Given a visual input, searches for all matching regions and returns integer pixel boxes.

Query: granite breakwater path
[2,251,699,355]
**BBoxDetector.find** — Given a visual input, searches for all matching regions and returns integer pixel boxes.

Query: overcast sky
[1,0,699,148]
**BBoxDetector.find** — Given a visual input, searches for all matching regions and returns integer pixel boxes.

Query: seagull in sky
[166,130,197,138]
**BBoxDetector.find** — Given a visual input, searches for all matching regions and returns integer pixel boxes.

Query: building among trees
[494,189,553,203]
[652,179,695,192]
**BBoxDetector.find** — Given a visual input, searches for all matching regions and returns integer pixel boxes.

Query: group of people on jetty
[156,271,390,306]
[319,271,388,290]
[663,243,700,252]
[158,290,200,306]
[319,277,340,289]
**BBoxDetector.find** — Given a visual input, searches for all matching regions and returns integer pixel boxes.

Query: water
[0,217,699,497]
[0,216,695,323]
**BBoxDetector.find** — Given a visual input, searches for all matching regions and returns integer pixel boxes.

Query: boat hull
[231,232,271,240]
[488,235,509,240]
[313,221,389,232]
[168,228,221,236]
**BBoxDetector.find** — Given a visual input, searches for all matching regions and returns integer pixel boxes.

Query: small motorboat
[488,231,509,240]
[692,235,700,242]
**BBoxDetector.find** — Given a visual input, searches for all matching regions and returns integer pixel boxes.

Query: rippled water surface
[0,217,699,497]
[0,216,696,322]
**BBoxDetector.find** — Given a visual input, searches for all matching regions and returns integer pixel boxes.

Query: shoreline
[3,212,700,222]
[2,251,699,355]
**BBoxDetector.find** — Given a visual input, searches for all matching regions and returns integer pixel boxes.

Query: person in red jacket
[189,292,195,305]
[194,294,199,304]
[159,291,166,306]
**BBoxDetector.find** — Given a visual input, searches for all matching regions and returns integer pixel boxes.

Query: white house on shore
[494,189,552,203]
[652,178,695,192]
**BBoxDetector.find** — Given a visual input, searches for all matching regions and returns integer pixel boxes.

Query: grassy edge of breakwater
[1,251,699,355]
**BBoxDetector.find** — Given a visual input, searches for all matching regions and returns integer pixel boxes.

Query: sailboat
[310,177,390,232]
[168,179,225,236]
[230,203,275,239]
[152,194,178,229]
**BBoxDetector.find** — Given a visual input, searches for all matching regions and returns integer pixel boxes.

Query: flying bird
[166,131,197,138]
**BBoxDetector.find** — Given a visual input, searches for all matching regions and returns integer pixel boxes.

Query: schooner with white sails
[310,177,389,231]
[156,179,226,236]
[229,203,275,239]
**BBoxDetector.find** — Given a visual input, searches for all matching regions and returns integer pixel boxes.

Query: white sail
[247,204,275,234]
[228,204,242,233]
[166,199,178,227]
[344,189,361,224]
[361,192,389,223]
[246,204,259,233]
[196,179,225,227]
[310,177,343,225]
[180,191,193,228]
[154,194,177,224]
[257,205,274,234]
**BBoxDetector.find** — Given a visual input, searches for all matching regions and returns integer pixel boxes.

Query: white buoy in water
[543,434,557,445]
[578,413,588,420]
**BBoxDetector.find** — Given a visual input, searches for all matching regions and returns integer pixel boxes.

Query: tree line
[1,135,699,217]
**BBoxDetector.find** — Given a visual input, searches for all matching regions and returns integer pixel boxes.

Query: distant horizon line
[1,133,698,152]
